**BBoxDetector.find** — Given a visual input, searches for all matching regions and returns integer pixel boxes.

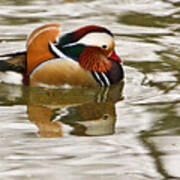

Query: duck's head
[51,25,122,72]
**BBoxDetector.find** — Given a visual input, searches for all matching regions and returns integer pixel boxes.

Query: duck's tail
[0,51,26,73]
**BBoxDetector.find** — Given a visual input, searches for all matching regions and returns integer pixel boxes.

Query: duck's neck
[59,44,86,62]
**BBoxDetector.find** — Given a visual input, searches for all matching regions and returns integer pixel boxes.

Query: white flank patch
[0,71,23,85]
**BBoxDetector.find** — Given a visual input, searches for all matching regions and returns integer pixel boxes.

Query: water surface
[0,0,180,179]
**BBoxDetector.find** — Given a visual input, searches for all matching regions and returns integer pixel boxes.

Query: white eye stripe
[62,32,114,49]
[77,32,113,48]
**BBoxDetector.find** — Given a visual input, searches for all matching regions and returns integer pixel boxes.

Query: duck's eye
[102,44,108,49]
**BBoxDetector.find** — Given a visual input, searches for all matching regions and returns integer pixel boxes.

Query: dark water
[0,0,180,179]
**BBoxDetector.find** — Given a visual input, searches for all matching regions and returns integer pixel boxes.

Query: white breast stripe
[101,73,111,86]
[94,72,105,87]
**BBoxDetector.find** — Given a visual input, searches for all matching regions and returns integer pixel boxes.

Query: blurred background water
[0,0,180,179]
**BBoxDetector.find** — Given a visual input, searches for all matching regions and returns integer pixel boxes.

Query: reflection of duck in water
[27,83,124,137]
[28,102,116,138]
[0,23,124,87]
[0,81,124,138]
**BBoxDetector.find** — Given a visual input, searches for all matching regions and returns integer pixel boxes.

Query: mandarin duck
[0,23,124,87]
